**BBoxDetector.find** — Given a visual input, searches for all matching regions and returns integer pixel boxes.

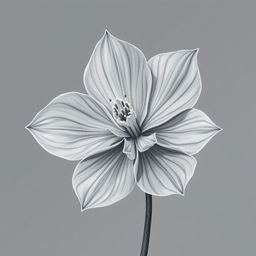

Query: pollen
[111,98,133,123]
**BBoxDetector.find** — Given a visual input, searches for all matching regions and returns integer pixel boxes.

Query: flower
[26,31,221,211]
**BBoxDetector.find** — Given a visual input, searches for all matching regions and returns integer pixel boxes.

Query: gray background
[0,0,255,255]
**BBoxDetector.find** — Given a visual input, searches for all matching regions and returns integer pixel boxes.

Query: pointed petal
[72,143,135,210]
[142,49,201,131]
[123,138,136,160]
[135,145,196,196]
[155,109,221,155]
[83,31,152,125]
[136,133,157,152]
[26,92,127,161]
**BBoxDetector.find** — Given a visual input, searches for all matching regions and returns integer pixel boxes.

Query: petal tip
[80,204,87,212]
[180,183,190,197]
[25,122,35,133]
[174,188,185,197]
[180,190,185,197]
[104,29,110,36]
[177,185,186,196]
[74,188,88,212]
[212,125,223,136]
[216,126,223,132]
[25,124,31,130]
[25,119,34,130]
[103,29,114,39]
[185,48,199,56]
[192,48,199,58]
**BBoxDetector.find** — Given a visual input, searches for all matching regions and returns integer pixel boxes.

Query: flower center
[111,98,132,123]
[110,96,141,138]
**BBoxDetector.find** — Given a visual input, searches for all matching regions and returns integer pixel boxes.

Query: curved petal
[136,133,157,152]
[142,49,202,132]
[123,138,136,160]
[135,145,196,196]
[72,143,135,210]
[26,92,127,161]
[154,109,221,155]
[83,31,152,125]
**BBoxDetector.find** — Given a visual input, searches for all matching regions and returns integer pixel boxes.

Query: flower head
[26,31,221,211]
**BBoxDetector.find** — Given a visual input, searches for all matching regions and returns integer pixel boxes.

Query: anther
[110,97,141,137]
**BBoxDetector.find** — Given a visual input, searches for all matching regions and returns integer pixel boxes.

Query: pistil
[110,97,141,138]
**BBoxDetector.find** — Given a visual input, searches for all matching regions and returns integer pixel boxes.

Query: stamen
[112,98,132,123]
[110,97,141,138]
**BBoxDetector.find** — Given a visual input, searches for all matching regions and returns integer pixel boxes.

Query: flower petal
[154,109,221,155]
[136,133,157,152]
[26,92,127,161]
[123,138,136,160]
[135,145,196,196]
[83,31,152,125]
[72,143,135,210]
[142,49,201,132]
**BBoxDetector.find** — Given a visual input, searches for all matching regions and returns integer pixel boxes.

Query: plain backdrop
[0,0,255,255]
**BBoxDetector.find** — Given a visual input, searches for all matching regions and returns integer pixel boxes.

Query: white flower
[26,31,221,211]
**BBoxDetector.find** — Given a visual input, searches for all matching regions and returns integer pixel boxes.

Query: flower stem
[140,193,152,256]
